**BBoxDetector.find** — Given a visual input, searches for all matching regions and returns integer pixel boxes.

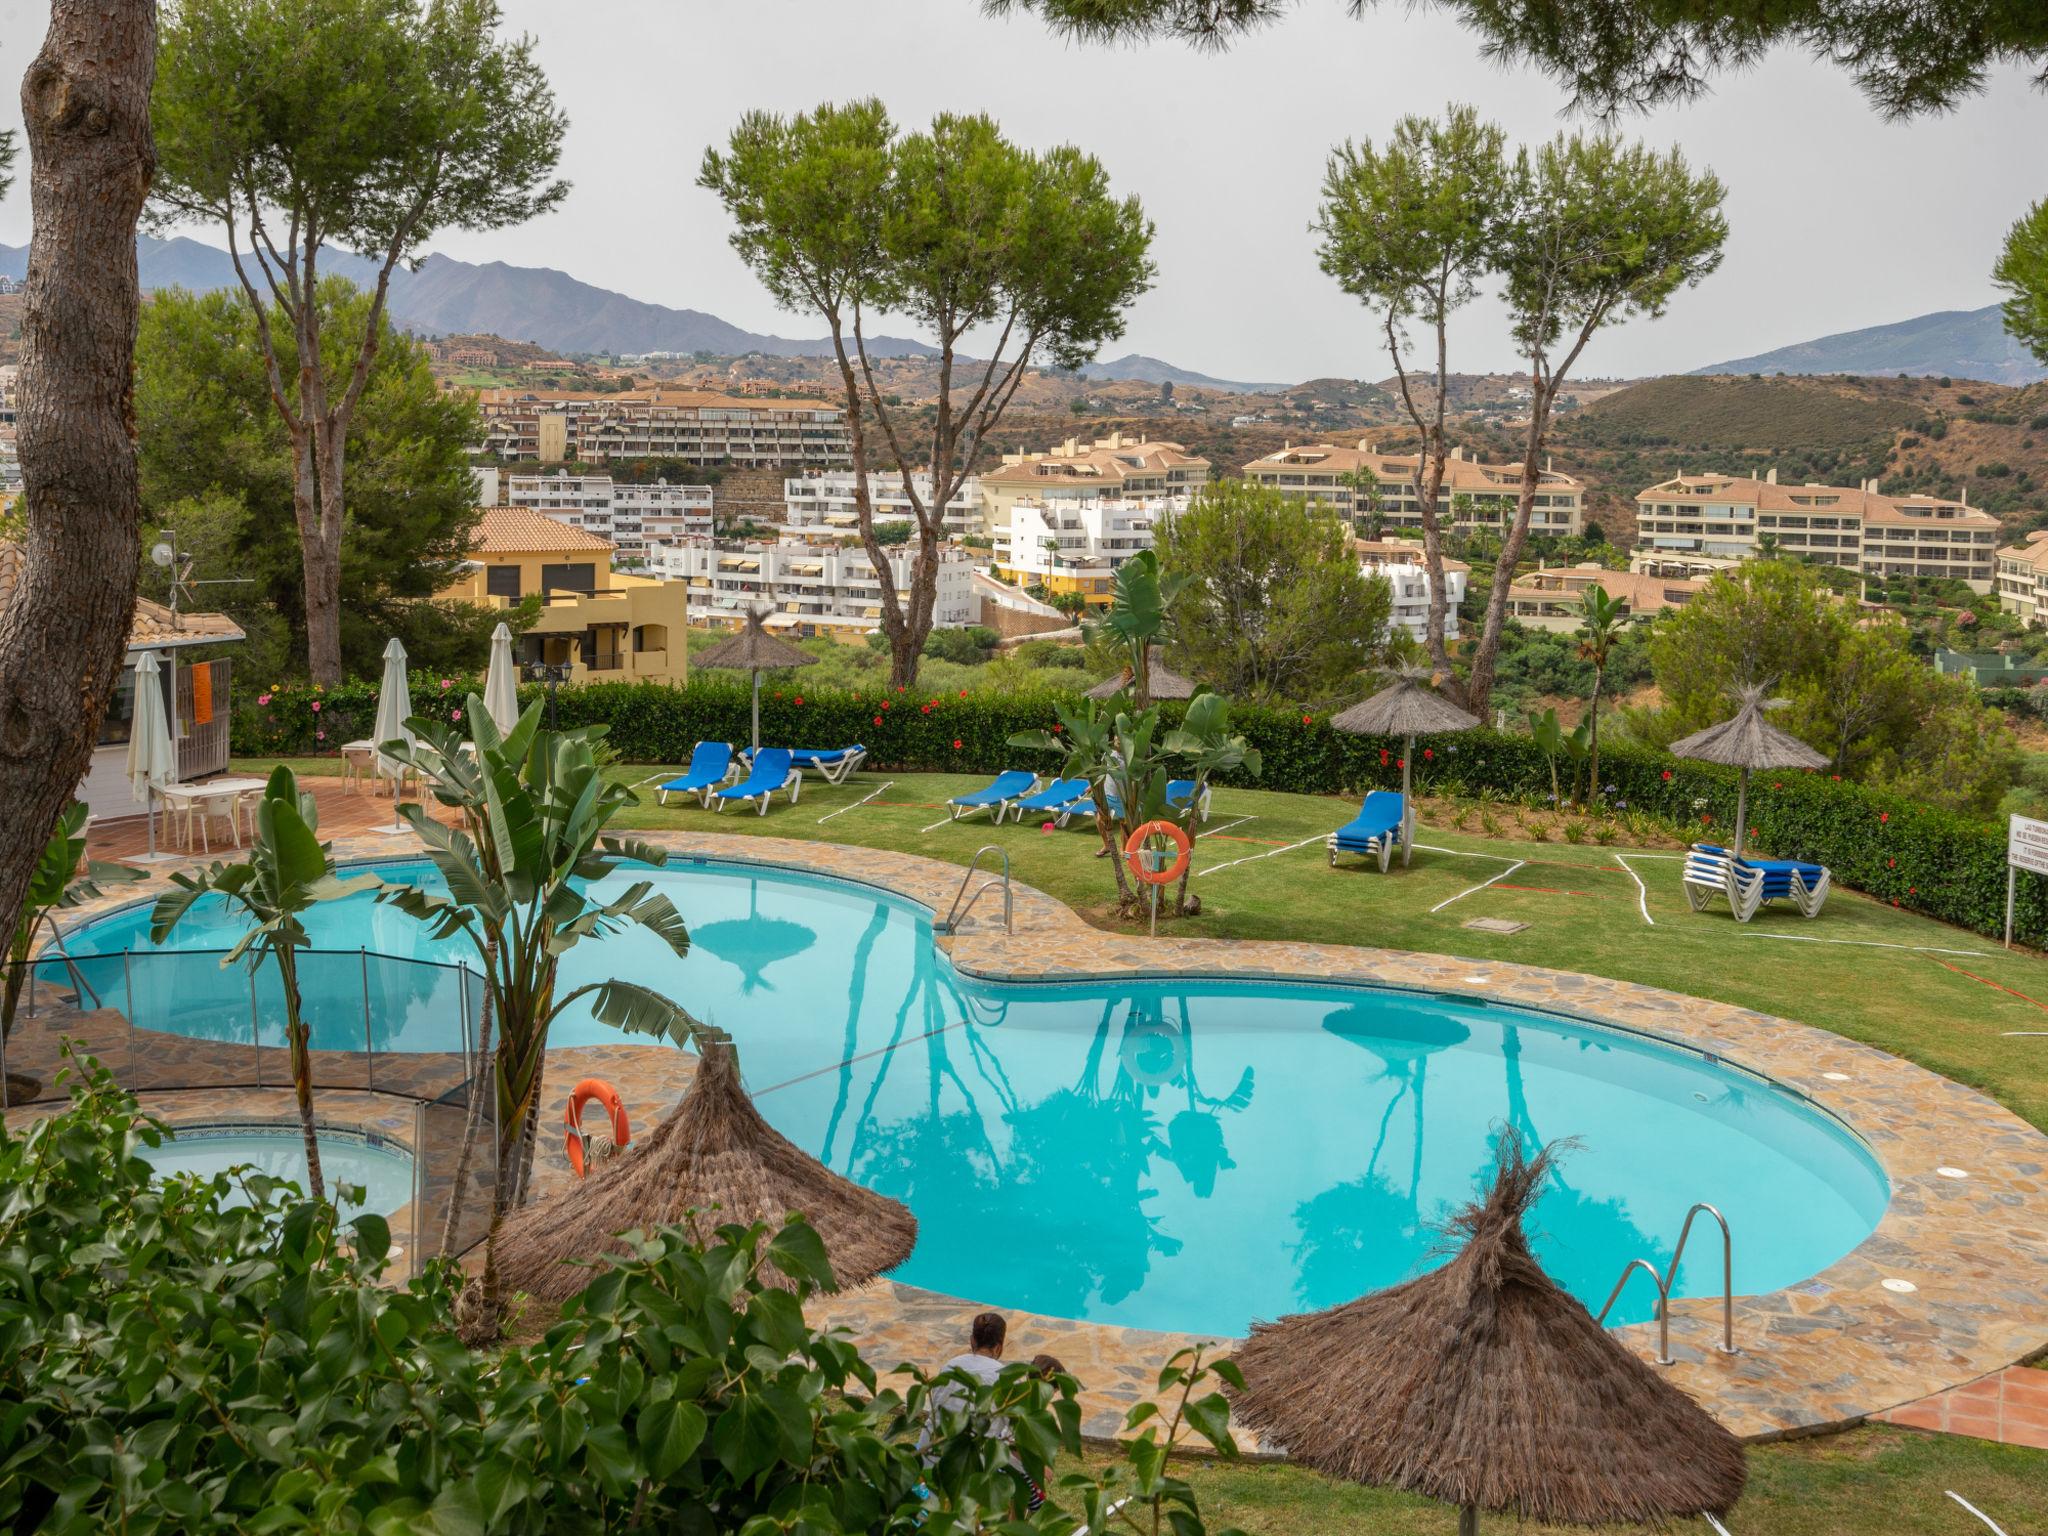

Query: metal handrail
[937,846,1012,936]
[1670,1201,1739,1358]
[1594,1201,1739,1365]
[1595,1258,1671,1362]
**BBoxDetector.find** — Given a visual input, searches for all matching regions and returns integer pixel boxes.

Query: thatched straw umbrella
[1086,646,1195,705]
[1329,670,1479,866]
[1668,683,1827,857]
[1230,1133,1745,1534]
[696,605,818,752]
[495,1032,916,1303]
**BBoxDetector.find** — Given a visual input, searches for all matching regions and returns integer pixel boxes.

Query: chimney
[1962,485,1969,506]
[1545,454,1553,473]
[1766,467,1777,485]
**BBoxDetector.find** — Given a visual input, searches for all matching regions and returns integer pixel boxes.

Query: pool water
[67,858,1889,1336]
[135,1126,414,1216]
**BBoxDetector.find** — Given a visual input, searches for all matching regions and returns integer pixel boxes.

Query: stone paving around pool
[23,818,2048,1448]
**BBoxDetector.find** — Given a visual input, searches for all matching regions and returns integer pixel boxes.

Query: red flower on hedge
[775,690,784,699]
[1397,758,1405,769]
[1423,748,1434,760]
[1830,774,1840,781]
[1879,812,1889,824]
[1660,769,1671,781]
[921,704,932,714]
[1052,723,1063,733]
[1379,749,1389,766]
[794,696,804,706]
[1888,857,1896,868]
[873,715,882,726]
[959,689,968,698]
[952,739,962,750]
[310,700,322,713]
[1302,714,1312,726]
[1909,886,1916,895]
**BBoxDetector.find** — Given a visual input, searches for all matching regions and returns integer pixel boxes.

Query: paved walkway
[1876,1367,2048,1450]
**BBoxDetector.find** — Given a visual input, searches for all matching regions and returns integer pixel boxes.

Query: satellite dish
[150,540,175,568]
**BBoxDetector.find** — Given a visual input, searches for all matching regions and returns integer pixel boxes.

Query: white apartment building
[991,496,1178,605]
[477,388,850,469]
[1242,442,1587,537]
[1354,539,1468,643]
[978,434,1210,535]
[1634,470,2001,591]
[782,470,981,537]
[647,537,977,632]
[1996,532,2048,623]
[505,470,714,558]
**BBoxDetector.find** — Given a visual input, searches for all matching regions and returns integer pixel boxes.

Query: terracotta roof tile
[0,539,245,649]
[472,506,617,555]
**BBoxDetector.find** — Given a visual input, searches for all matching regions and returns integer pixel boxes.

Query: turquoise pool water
[64,857,1889,1336]
[135,1126,415,1216]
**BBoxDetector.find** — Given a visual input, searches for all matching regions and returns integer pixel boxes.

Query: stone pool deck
[20,819,2048,1446]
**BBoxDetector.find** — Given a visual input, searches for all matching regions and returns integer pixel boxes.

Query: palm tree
[4,800,142,1103]
[1161,691,1261,916]
[1010,696,1170,917]
[1084,549,1187,709]
[379,695,701,1333]
[1340,466,1383,539]
[151,767,376,1201]
[1575,583,1629,800]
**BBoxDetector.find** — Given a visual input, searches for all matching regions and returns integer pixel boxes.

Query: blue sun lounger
[656,741,735,808]
[949,770,1037,821]
[787,744,867,785]
[1683,843,1831,921]
[1006,777,1094,826]
[713,747,802,815]
[1327,791,1406,872]
[1166,778,1211,824]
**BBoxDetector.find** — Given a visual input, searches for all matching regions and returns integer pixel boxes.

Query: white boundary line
[920,809,969,833]
[817,780,892,824]
[1202,814,1257,837]
[1422,850,1526,914]
[1947,1491,2009,1536]
[1611,853,1656,926]
[1738,932,1993,958]
[1194,833,1324,877]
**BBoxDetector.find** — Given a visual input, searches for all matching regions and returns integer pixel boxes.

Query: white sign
[2010,814,2048,877]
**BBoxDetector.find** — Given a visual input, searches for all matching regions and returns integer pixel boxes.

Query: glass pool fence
[1,947,498,1278]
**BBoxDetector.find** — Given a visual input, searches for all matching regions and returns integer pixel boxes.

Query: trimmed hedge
[232,677,2048,944]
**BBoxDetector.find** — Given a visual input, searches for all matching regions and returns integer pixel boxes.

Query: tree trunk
[437,950,497,1257]
[304,424,347,685]
[0,1,155,969]
[278,949,326,1202]
[1587,668,1603,802]
[1463,377,1555,719]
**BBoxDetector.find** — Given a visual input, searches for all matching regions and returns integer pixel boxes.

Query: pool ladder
[936,846,1012,936]
[1594,1202,1739,1365]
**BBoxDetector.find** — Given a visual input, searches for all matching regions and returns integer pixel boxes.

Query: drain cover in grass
[1463,917,1528,935]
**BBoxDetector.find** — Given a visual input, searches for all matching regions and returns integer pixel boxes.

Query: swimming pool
[135,1124,415,1217]
[65,857,1889,1336]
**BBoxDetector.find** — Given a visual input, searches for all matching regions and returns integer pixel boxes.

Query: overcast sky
[2,0,2042,383]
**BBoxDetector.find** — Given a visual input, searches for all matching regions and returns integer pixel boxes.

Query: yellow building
[439,507,688,686]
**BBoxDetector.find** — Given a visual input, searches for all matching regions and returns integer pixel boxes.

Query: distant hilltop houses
[440,385,2031,640]
[0,275,22,296]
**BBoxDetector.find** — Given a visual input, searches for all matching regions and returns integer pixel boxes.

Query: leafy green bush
[0,1056,1247,1534]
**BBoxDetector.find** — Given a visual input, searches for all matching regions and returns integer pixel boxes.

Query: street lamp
[526,660,573,729]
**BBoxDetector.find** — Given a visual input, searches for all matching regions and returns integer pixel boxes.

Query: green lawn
[1094,1423,2046,1534]
[248,754,2048,1527]
[244,757,2048,1134]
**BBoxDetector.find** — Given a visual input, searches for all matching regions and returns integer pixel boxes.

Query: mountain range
[0,235,940,359]
[1694,304,2044,386]
[4,233,2042,391]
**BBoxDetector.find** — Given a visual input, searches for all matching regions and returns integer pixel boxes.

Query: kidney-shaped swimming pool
[62,855,1889,1337]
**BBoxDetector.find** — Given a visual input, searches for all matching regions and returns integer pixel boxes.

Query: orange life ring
[564,1077,630,1178]
[1124,819,1191,886]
